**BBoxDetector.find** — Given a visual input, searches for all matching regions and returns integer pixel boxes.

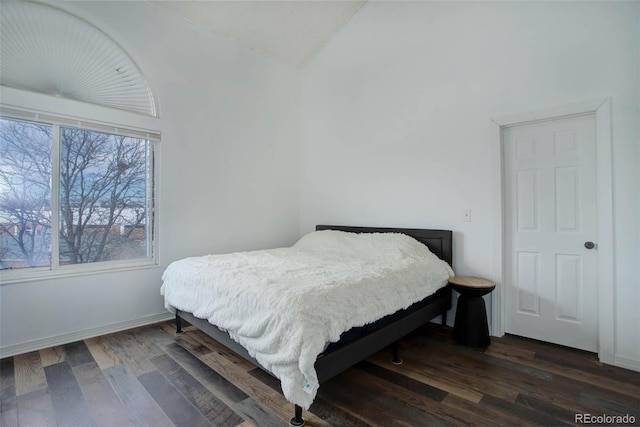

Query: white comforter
[161,230,454,409]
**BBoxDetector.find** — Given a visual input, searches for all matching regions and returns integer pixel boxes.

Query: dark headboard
[315,225,453,268]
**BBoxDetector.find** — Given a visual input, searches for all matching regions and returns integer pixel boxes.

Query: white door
[503,114,598,352]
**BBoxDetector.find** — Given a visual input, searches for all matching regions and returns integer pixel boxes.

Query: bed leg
[441,311,447,327]
[175,312,183,334]
[391,341,403,365]
[290,405,304,426]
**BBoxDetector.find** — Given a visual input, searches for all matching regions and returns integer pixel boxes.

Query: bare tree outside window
[0,119,52,269]
[0,118,152,271]
[59,127,150,264]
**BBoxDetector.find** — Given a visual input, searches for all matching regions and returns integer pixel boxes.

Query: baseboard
[614,354,640,372]
[0,312,174,358]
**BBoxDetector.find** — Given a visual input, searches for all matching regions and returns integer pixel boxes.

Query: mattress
[161,229,454,408]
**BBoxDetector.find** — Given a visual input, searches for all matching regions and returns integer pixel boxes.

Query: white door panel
[503,114,598,352]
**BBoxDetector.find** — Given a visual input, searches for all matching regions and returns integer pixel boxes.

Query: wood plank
[515,393,587,425]
[331,367,464,426]
[199,350,331,427]
[414,335,553,380]
[579,392,640,419]
[101,330,161,376]
[102,363,173,427]
[355,361,447,402]
[138,370,211,427]
[420,326,640,415]
[413,331,632,416]
[498,333,596,363]
[485,364,606,415]
[485,344,640,398]
[0,357,17,427]
[158,322,214,357]
[161,322,255,371]
[198,349,293,424]
[39,346,66,367]
[129,327,168,357]
[15,388,56,427]
[151,353,245,426]
[178,323,389,426]
[173,329,217,358]
[64,341,96,367]
[409,336,604,415]
[163,342,249,405]
[399,343,521,402]
[0,407,17,427]
[320,375,417,427]
[84,336,121,370]
[234,398,287,427]
[407,337,547,384]
[73,361,136,427]
[6,321,640,427]
[481,394,569,426]
[249,367,372,427]
[139,324,176,347]
[13,351,46,396]
[368,351,483,403]
[308,396,374,427]
[44,361,96,427]
[157,320,181,337]
[440,394,525,427]
[245,368,279,390]
[541,367,640,414]
[190,329,257,371]
[534,348,640,387]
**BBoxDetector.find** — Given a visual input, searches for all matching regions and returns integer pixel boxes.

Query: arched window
[1,1,158,117]
[0,1,160,281]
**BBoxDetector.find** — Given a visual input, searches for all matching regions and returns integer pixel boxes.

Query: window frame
[0,87,160,284]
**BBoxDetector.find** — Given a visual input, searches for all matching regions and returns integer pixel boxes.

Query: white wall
[0,1,301,355]
[300,1,640,368]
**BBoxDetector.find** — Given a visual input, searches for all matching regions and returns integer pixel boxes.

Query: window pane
[59,127,150,265]
[0,118,52,270]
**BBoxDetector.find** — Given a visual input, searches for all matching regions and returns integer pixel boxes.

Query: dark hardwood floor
[1,321,639,426]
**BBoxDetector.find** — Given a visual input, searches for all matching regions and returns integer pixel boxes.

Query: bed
[161,225,454,425]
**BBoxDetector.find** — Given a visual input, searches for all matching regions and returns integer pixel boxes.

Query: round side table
[449,276,496,347]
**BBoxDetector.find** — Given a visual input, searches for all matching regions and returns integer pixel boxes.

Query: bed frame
[174,225,453,426]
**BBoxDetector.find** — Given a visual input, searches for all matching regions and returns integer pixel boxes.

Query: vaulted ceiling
[148,1,367,68]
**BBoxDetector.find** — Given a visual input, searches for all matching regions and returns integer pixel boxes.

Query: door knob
[584,241,596,249]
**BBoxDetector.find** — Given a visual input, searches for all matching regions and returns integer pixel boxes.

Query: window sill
[0,259,159,285]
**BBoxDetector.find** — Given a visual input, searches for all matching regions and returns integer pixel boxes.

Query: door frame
[490,98,614,364]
